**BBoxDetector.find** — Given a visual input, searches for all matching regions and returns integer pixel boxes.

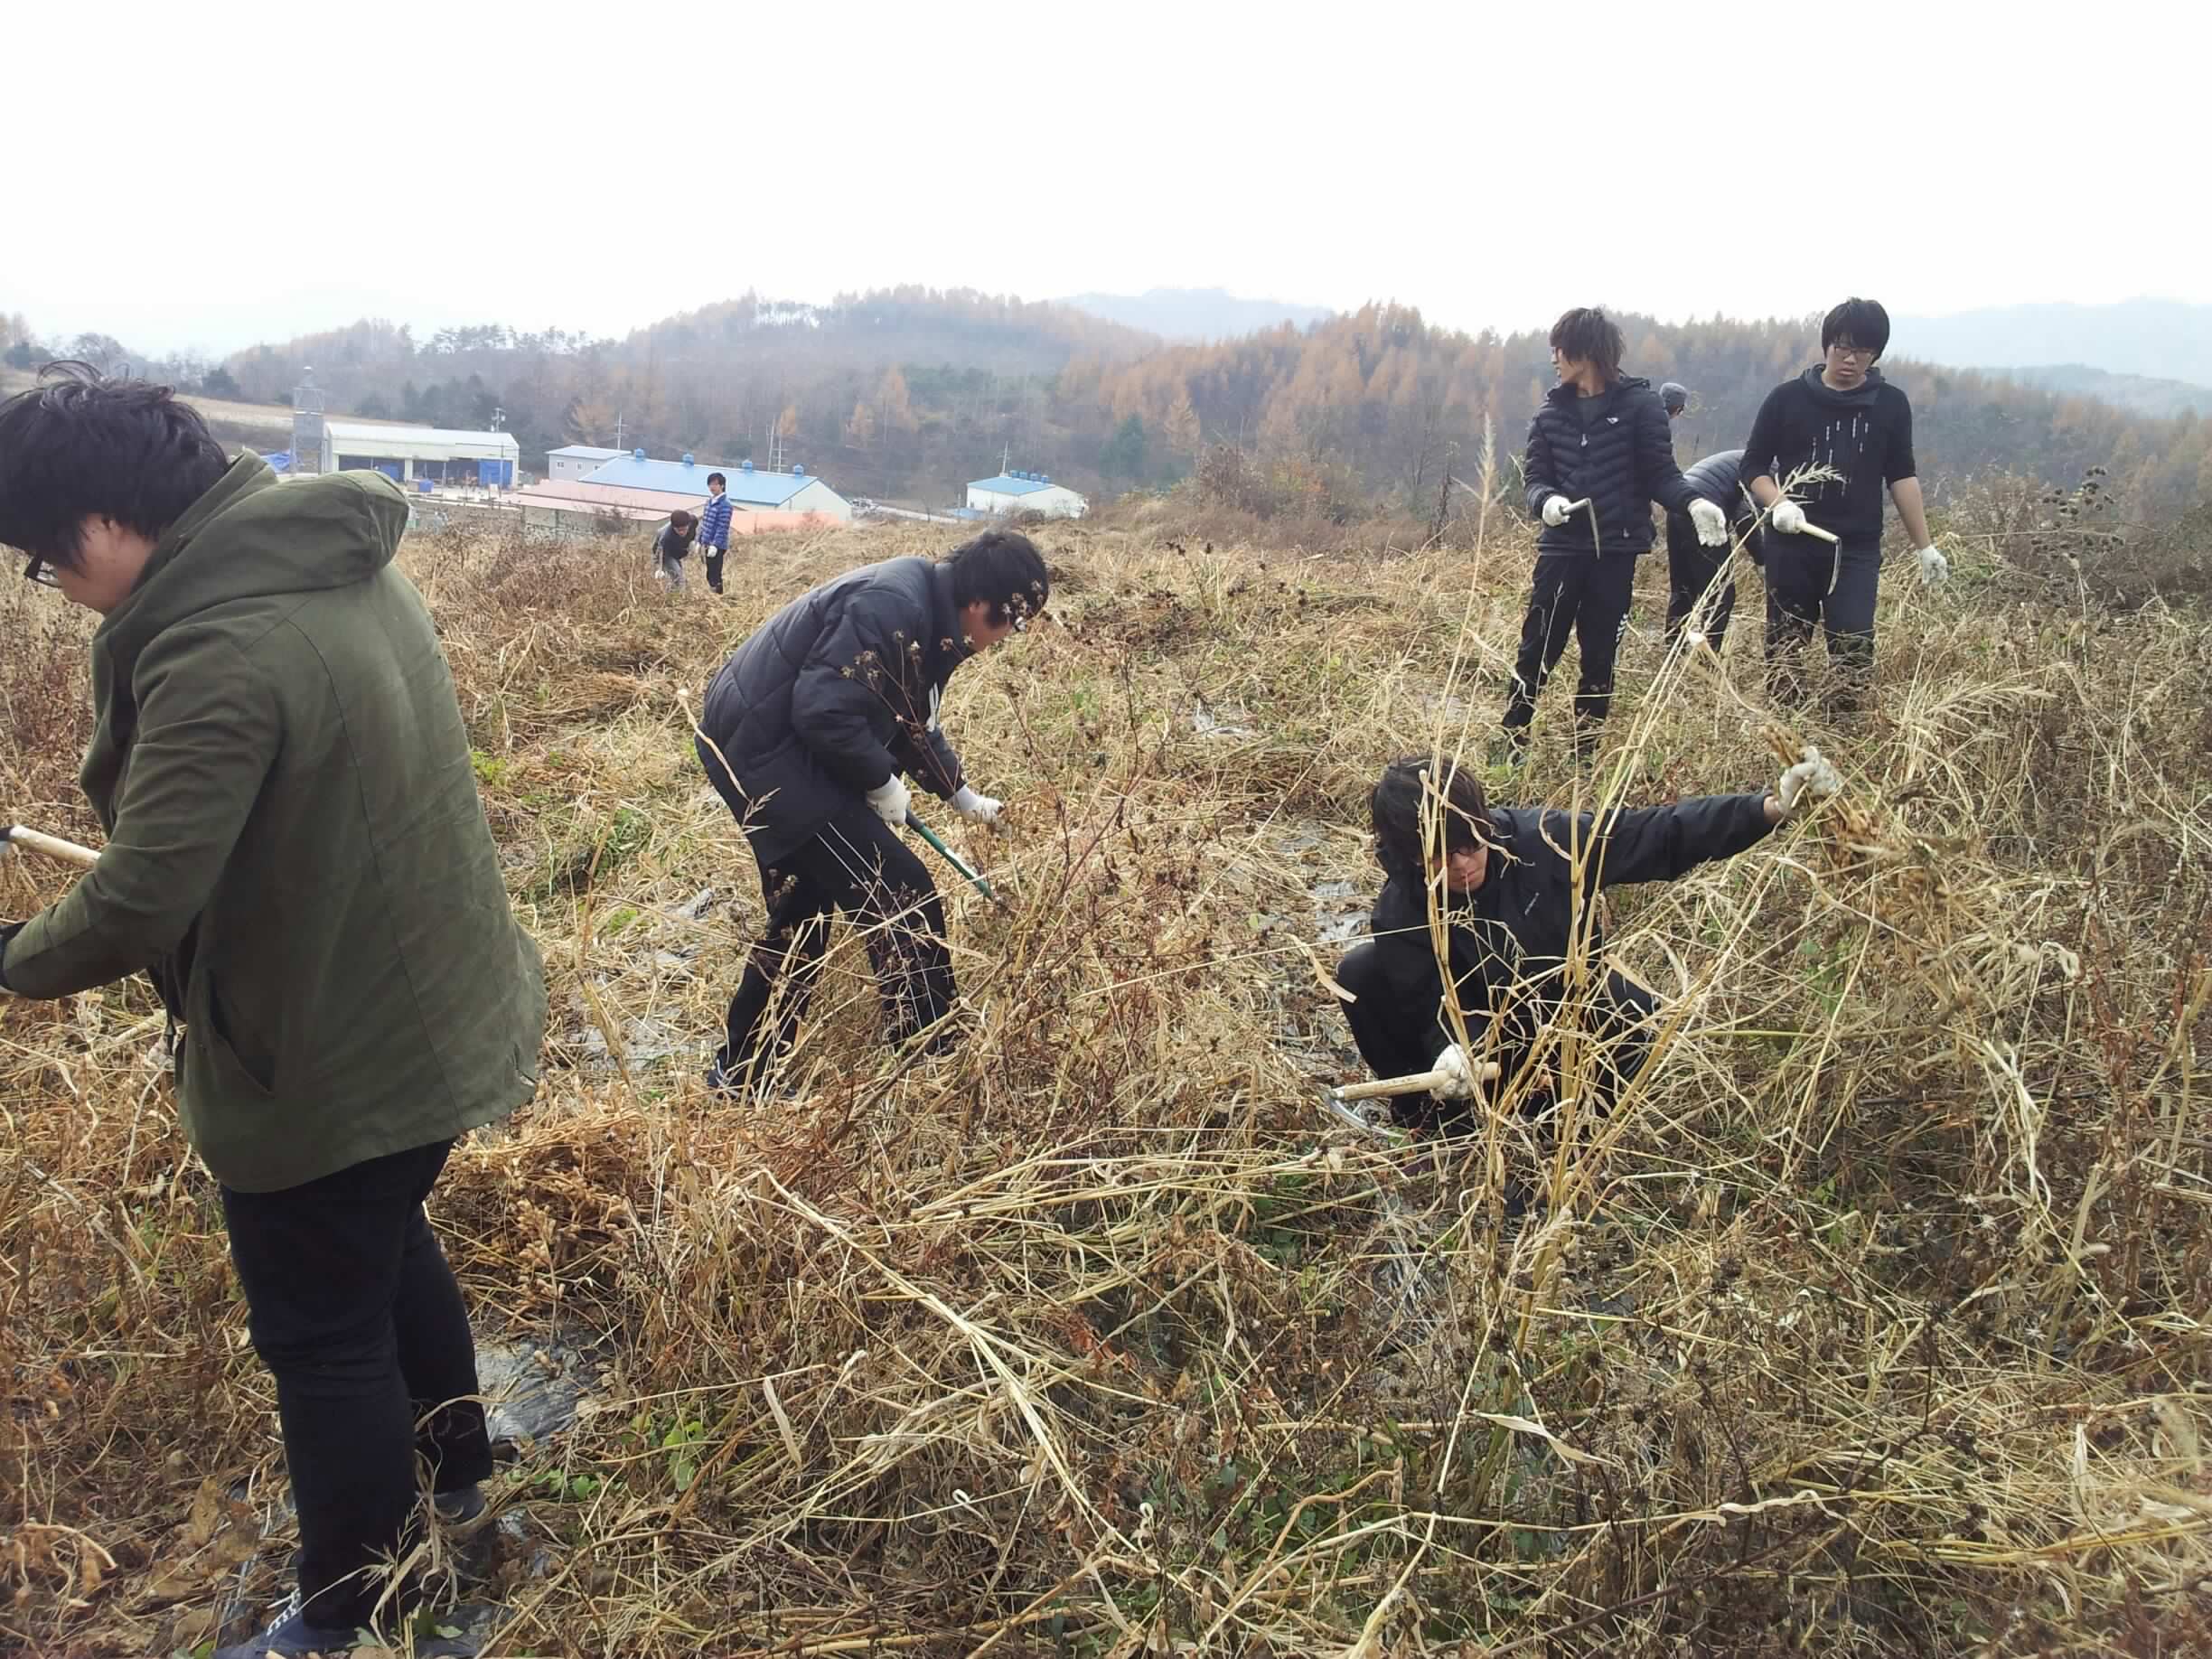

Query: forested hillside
[8,294,2206,517]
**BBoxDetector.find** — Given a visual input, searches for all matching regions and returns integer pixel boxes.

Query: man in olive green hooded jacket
[0,366,545,1658]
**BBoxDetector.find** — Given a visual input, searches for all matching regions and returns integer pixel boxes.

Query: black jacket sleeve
[789,586,908,792]
[1638,395,1698,514]
[1523,410,1560,517]
[1742,386,1787,487]
[1539,794,1775,894]
[895,695,967,800]
[1882,388,1917,483]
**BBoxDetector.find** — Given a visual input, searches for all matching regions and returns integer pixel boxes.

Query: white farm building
[321,421,520,488]
[545,445,627,483]
[966,471,1087,519]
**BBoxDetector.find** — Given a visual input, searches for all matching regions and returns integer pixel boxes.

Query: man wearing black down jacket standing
[1501,308,1729,762]
[695,531,1047,1097]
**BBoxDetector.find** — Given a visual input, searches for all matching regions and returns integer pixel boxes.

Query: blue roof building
[966,469,1088,520]
[966,473,1051,497]
[577,453,853,520]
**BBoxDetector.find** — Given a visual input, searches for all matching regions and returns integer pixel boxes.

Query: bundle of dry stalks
[3,496,2207,1658]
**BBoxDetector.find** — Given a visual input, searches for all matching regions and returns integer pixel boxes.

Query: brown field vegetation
[3,494,2207,1657]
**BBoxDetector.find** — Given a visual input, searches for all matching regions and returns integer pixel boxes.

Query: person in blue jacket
[1502,308,1729,761]
[698,472,735,594]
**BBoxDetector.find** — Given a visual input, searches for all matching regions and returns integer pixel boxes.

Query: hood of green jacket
[100,455,408,671]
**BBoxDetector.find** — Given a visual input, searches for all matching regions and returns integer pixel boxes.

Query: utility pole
[614,409,624,449]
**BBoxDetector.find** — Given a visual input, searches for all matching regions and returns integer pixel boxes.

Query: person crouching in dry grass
[1333,753,1840,1154]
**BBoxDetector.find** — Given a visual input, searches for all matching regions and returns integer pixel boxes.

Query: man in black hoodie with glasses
[1742,297,1947,707]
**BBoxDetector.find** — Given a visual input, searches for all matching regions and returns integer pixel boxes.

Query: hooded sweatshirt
[0,456,547,1192]
[1742,366,1917,546]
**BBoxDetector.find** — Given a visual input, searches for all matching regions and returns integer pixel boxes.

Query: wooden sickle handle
[5,825,100,869]
[1333,1061,1501,1102]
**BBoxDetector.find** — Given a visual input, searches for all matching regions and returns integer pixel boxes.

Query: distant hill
[1977,363,2212,421]
[1899,298,2212,386]
[1057,287,1336,342]
[43,288,2201,518]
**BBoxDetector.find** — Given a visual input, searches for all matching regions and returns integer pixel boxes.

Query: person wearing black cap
[1664,447,1761,651]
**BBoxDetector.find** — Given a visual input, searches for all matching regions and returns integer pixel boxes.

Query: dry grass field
[4,495,2207,1657]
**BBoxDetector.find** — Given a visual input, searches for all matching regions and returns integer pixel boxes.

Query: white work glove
[1540,494,1573,529]
[1775,745,1842,818]
[1686,498,1729,548]
[950,784,1000,825]
[1769,499,1807,536]
[865,775,912,830]
[1429,1043,1478,1100]
[1915,544,1949,584]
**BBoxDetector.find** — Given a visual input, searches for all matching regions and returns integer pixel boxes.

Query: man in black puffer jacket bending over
[696,530,1048,1097]
[1501,307,1728,761]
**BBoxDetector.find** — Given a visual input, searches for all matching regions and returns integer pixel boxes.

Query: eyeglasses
[23,555,61,588]
[1827,342,1879,364]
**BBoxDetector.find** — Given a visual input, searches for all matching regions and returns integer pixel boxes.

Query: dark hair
[0,361,229,570]
[670,510,696,530]
[944,530,1049,628]
[707,472,726,488]
[1370,756,1491,882]
[1548,307,1624,380]
[1821,297,1890,358]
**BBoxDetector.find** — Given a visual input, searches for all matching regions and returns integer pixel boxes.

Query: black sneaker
[434,1483,486,1526]
[213,1604,369,1659]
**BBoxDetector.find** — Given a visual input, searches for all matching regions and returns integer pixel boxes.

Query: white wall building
[966,470,1087,519]
[321,421,521,488]
[545,445,626,483]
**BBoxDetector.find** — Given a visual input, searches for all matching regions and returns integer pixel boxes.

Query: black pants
[1764,536,1880,708]
[1665,511,1761,649]
[703,548,726,594]
[1336,945,1656,1137]
[1502,554,1637,737]
[702,742,955,1088]
[220,1140,491,1631]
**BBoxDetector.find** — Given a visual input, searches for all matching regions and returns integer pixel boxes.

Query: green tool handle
[904,811,996,901]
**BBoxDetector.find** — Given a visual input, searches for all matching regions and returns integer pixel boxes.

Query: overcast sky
[10,1,2202,357]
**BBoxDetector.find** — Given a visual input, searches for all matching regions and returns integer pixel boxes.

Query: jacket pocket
[199,973,276,1100]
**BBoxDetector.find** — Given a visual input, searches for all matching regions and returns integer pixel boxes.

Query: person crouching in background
[653,510,697,589]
